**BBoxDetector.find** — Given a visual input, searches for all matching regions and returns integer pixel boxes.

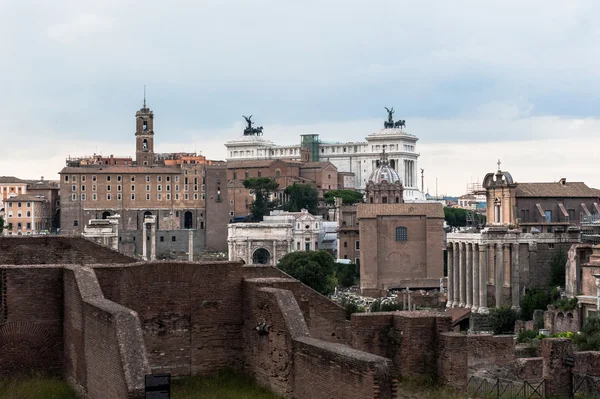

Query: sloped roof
[60,166,178,174]
[0,176,26,184]
[515,182,600,198]
[300,162,336,170]
[357,203,444,218]
[226,160,277,168]
[4,194,47,202]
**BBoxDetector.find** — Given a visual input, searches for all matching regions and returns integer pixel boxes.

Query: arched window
[395,226,408,241]
[102,211,111,219]
[184,211,193,229]
[143,139,148,150]
[275,169,281,179]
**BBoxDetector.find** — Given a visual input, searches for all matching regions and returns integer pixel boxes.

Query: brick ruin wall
[467,335,515,368]
[94,262,244,376]
[0,236,135,265]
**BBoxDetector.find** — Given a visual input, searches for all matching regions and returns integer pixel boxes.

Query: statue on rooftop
[384,107,395,129]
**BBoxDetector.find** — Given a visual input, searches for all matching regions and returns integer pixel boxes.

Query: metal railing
[573,373,600,396]
[467,376,545,399]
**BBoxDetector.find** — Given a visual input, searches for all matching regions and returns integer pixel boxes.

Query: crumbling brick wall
[94,261,244,376]
[467,335,515,368]
[0,236,134,265]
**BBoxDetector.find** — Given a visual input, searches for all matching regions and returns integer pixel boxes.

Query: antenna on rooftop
[143,85,147,108]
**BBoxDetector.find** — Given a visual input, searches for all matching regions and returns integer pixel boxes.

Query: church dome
[368,149,401,184]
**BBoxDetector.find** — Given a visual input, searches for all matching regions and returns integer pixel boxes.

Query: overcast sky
[0,0,599,195]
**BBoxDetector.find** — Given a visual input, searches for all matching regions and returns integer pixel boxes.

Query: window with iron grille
[396,226,408,241]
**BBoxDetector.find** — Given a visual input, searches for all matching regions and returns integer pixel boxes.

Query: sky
[0,0,599,195]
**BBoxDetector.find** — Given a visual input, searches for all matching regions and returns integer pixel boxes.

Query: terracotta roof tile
[515,182,600,198]
[5,194,48,202]
[60,166,180,174]
[0,176,26,184]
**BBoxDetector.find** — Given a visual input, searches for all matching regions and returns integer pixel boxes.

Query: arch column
[466,243,473,309]
[452,243,460,307]
[272,240,277,266]
[446,244,454,308]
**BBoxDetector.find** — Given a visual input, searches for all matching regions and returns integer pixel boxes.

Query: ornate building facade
[224,111,423,200]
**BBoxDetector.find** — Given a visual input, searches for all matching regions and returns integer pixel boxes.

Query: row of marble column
[446,241,520,312]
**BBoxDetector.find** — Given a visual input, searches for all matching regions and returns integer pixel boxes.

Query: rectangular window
[355,241,360,250]
[26,202,31,208]
[166,176,171,182]
[26,211,31,217]
[117,193,122,200]
[64,175,69,182]
[146,185,150,191]
[157,193,162,200]
[17,211,22,218]
[117,175,122,182]
[72,185,76,192]
[131,193,135,200]
[158,176,162,182]
[92,175,97,181]
[175,176,180,182]
[107,193,111,200]
[92,193,97,200]
[146,176,150,182]
[72,175,77,182]
[545,210,552,223]
[92,185,97,192]
[185,193,189,200]
[166,193,171,200]
[157,185,162,191]
[166,184,170,191]
[81,194,86,201]
[175,185,180,192]
[106,175,111,182]
[396,226,408,241]
[107,185,111,191]
[172,236,176,242]
[194,193,198,200]
[131,185,135,191]
[26,222,31,229]
[71,193,77,201]
[146,194,150,200]
[344,241,347,248]
[81,185,86,192]
[175,193,180,200]
[81,175,86,182]
[131,176,135,182]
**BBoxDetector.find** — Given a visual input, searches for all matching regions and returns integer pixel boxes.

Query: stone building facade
[58,102,229,258]
[447,166,590,312]
[4,194,52,234]
[224,112,424,199]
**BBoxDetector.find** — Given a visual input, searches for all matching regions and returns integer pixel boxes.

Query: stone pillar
[542,338,573,397]
[247,241,252,264]
[459,243,466,307]
[188,229,194,261]
[466,243,473,309]
[407,288,412,309]
[272,240,277,266]
[472,243,480,313]
[478,245,488,313]
[150,221,156,261]
[511,243,520,310]
[446,245,454,308]
[495,243,504,307]
[453,243,460,307]
[142,221,147,260]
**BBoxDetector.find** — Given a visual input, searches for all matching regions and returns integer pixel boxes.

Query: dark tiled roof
[357,203,444,218]
[515,182,600,198]
[300,162,336,170]
[226,160,277,168]
[0,176,26,184]
[60,166,180,174]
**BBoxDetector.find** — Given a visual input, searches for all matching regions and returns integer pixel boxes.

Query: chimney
[559,178,567,186]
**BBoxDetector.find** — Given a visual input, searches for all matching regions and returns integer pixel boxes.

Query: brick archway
[0,321,62,375]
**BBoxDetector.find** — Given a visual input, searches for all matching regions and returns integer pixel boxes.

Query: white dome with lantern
[367,149,401,184]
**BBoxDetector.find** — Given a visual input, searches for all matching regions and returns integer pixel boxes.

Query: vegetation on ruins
[283,183,318,214]
[488,306,519,334]
[573,315,600,351]
[172,369,283,399]
[520,286,559,321]
[0,375,77,399]
[0,216,4,234]
[324,189,364,205]
[243,177,280,221]
[277,250,336,295]
[443,207,468,227]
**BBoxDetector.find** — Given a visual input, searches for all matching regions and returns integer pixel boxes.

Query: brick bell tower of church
[135,94,155,166]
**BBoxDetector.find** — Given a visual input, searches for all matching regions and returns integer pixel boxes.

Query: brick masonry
[467,335,515,368]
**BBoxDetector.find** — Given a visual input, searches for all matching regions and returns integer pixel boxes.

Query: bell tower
[135,92,155,166]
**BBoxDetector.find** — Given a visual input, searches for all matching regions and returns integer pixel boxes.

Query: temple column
[188,229,194,261]
[495,243,504,307]
[512,243,520,310]
[479,244,488,313]
[453,243,460,307]
[272,240,277,266]
[446,244,454,308]
[142,221,147,260]
[150,221,156,261]
[459,242,466,307]
[472,243,480,313]
[247,241,252,264]
[466,243,473,309]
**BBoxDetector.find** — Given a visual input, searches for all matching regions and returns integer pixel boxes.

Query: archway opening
[252,248,271,265]
[102,211,111,219]
[184,211,193,229]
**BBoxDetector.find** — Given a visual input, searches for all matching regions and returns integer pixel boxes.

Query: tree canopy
[0,216,4,234]
[444,207,468,227]
[277,251,336,295]
[324,190,363,205]
[283,184,318,214]
[243,177,279,221]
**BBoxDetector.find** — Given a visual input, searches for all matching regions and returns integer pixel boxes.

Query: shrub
[554,297,578,312]
[370,299,403,312]
[520,286,557,321]
[488,306,519,335]
[344,301,365,320]
[549,250,567,287]
[334,262,359,288]
[573,316,600,351]
[516,330,538,343]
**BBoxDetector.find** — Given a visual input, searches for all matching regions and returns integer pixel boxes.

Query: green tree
[277,251,336,295]
[549,250,567,287]
[324,190,363,206]
[243,177,279,221]
[520,286,558,321]
[283,184,318,214]
[0,216,4,234]
[444,207,468,227]
[334,262,359,288]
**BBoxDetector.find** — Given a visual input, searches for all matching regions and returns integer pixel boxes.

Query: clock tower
[135,96,155,166]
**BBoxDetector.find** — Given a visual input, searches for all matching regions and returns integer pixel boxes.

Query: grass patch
[396,377,463,399]
[0,375,77,399]
[172,369,283,399]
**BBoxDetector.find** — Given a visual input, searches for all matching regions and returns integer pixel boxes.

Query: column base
[471,306,479,313]
[477,306,489,314]
[458,302,465,308]
[446,300,454,308]
[511,305,521,312]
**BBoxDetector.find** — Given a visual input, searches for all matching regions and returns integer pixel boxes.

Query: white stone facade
[82,215,120,251]
[225,128,423,200]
